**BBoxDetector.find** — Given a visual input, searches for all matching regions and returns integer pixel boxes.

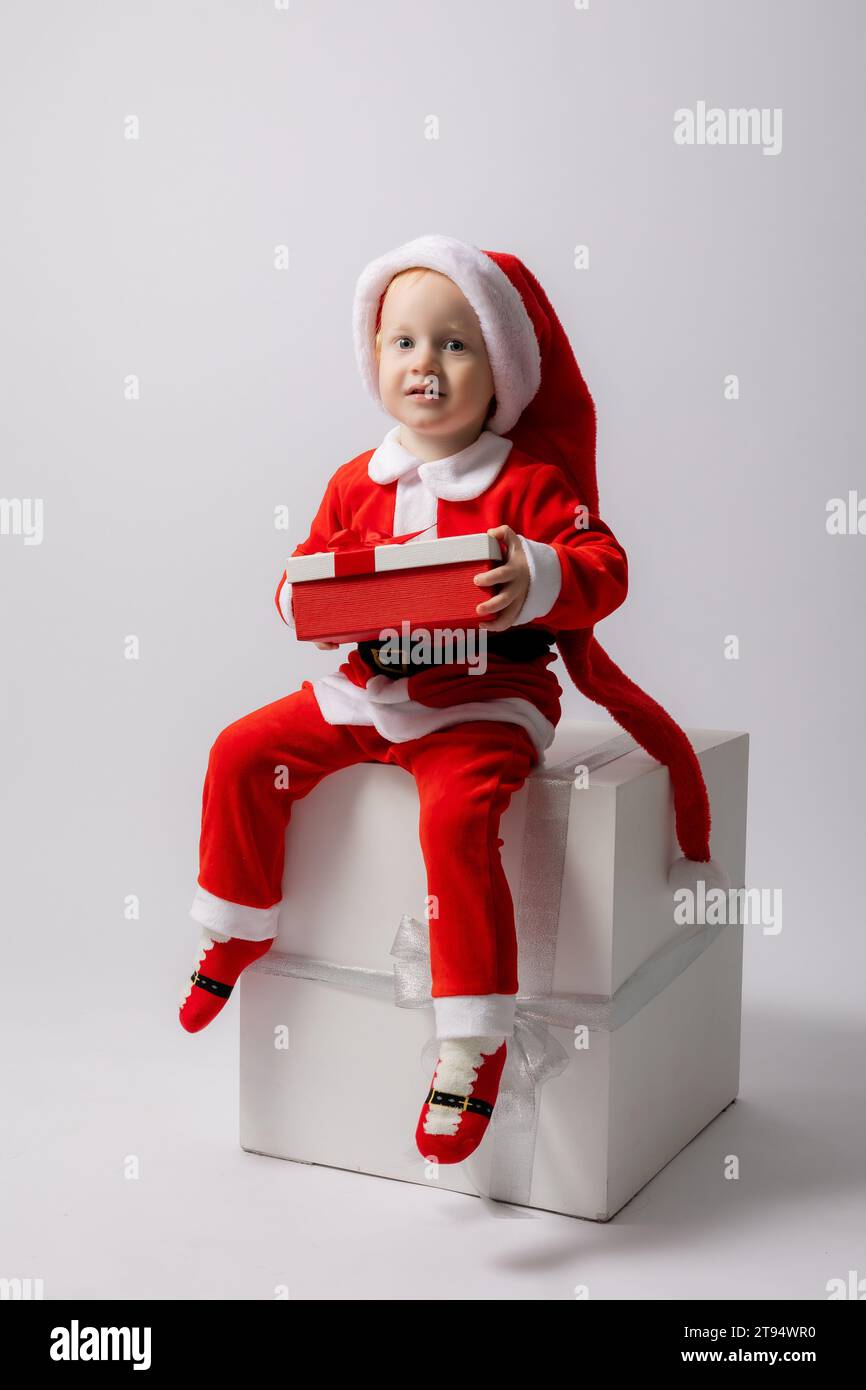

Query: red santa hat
[353,233,728,891]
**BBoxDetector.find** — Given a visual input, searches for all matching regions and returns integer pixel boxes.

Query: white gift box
[239,720,748,1221]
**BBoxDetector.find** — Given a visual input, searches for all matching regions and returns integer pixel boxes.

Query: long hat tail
[557,629,712,864]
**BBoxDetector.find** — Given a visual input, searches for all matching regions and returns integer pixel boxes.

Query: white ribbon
[250,733,727,1205]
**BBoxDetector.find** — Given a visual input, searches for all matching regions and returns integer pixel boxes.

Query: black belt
[357,627,556,680]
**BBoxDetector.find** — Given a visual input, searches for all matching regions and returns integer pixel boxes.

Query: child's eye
[393,336,464,351]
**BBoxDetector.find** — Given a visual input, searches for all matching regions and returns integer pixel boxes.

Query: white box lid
[284,532,501,583]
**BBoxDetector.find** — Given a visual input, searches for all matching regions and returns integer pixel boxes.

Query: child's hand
[473,526,531,631]
[313,640,341,649]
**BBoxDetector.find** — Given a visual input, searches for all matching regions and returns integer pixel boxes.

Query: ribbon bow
[324,526,432,577]
[326,525,431,551]
[390,913,572,1201]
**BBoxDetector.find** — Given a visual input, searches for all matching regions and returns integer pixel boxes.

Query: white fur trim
[512,534,562,625]
[276,574,295,628]
[667,856,731,895]
[190,885,280,942]
[423,1036,505,1135]
[433,993,516,1038]
[180,936,217,1006]
[392,469,438,536]
[353,234,541,434]
[310,672,555,758]
[369,422,512,501]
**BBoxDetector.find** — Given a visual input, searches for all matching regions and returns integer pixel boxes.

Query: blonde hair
[373,266,438,359]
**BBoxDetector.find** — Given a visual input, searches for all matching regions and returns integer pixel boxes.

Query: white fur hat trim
[667,856,731,896]
[353,233,542,434]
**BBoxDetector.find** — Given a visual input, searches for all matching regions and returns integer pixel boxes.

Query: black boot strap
[190,970,233,999]
[425,1087,494,1119]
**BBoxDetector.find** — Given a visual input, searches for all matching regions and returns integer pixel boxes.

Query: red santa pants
[190,680,538,1038]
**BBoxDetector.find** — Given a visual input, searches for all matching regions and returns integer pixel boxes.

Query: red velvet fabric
[196,682,537,997]
[276,441,629,731]
[486,250,712,862]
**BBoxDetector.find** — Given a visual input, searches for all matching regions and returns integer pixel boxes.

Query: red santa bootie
[178,932,274,1033]
[415,1036,508,1164]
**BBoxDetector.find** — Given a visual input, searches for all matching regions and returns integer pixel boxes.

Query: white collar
[367,423,512,500]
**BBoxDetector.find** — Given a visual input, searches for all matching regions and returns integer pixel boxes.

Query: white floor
[3,994,863,1301]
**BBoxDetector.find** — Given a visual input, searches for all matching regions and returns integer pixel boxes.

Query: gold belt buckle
[371,645,415,677]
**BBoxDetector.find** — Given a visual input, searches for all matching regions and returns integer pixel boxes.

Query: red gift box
[284,528,505,643]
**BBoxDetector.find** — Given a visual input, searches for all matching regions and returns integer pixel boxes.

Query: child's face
[377,270,495,442]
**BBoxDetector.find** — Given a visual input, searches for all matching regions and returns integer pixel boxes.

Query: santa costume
[181,234,727,1163]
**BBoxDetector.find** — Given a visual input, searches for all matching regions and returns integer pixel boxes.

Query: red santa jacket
[274,435,628,746]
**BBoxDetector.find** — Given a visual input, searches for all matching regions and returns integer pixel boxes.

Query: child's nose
[414,342,440,373]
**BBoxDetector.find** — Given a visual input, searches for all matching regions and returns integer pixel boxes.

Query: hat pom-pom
[667,856,730,896]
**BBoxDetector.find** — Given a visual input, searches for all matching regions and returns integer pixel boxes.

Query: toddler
[179,234,721,1166]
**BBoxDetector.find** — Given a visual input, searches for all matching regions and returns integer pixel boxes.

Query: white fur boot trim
[180,936,221,1007]
[423,1036,504,1137]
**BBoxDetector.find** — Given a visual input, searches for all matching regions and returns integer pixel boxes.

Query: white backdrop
[2,0,863,1299]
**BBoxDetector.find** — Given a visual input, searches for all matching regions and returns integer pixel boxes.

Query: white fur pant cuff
[433,993,516,1039]
[190,885,280,942]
